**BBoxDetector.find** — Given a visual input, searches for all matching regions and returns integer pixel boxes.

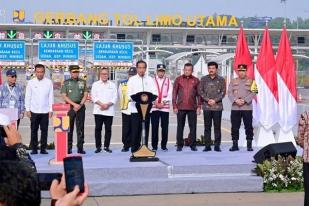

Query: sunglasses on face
[9,75,17,78]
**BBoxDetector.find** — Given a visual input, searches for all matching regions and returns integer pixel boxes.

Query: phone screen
[63,156,85,193]
[38,173,62,191]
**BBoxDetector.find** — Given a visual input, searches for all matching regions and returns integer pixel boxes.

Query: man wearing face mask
[0,69,25,128]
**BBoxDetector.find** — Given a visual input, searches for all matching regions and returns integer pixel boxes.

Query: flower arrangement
[256,155,304,192]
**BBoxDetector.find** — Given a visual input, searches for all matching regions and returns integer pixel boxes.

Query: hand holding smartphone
[63,156,85,193]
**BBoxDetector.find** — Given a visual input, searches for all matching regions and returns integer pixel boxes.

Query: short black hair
[0,160,41,206]
[136,60,147,68]
[184,63,194,70]
[34,64,45,71]
[207,61,218,68]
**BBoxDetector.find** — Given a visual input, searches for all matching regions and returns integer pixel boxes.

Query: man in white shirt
[91,68,117,153]
[25,64,54,155]
[127,60,157,153]
[118,67,137,152]
[151,64,172,151]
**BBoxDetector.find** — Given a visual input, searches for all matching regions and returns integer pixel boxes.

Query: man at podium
[127,60,157,153]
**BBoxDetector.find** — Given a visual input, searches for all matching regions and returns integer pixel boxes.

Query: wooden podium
[130,92,159,162]
[50,103,70,164]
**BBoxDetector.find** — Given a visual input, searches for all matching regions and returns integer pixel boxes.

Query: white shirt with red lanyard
[152,75,173,113]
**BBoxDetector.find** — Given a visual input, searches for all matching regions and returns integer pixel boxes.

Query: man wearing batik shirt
[199,61,226,152]
[173,63,201,152]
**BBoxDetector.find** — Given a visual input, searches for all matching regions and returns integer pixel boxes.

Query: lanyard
[154,76,167,103]
[6,83,16,98]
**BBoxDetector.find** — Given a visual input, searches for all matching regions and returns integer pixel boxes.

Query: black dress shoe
[104,147,112,153]
[214,146,222,152]
[40,150,48,154]
[161,148,168,152]
[152,148,157,152]
[176,146,182,152]
[30,150,38,155]
[78,150,86,154]
[68,149,72,154]
[121,148,129,152]
[190,146,198,151]
[95,148,102,153]
[247,147,254,152]
[203,146,212,152]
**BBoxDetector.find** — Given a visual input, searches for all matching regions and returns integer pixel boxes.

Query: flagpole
[280,0,287,24]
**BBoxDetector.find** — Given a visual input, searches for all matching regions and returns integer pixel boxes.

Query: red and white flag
[276,27,297,131]
[233,27,254,79]
[255,27,279,129]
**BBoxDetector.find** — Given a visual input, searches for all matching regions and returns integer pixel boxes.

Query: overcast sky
[0,0,308,23]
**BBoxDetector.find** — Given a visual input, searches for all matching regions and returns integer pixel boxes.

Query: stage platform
[31,145,263,197]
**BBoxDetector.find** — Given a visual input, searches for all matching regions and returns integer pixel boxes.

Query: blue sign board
[93,42,133,61]
[0,41,25,61]
[38,41,79,61]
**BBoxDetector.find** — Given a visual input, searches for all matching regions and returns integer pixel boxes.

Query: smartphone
[63,156,85,193]
[38,173,62,191]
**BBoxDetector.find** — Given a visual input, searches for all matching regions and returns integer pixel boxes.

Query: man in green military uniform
[228,64,256,152]
[61,65,88,154]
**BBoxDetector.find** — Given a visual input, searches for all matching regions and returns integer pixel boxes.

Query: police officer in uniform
[118,67,137,152]
[61,65,88,154]
[228,64,256,152]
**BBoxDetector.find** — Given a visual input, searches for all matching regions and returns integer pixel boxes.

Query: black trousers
[304,163,309,206]
[176,110,197,147]
[30,112,49,151]
[231,110,253,141]
[121,113,131,149]
[151,111,169,150]
[68,105,85,150]
[130,113,150,152]
[94,114,113,149]
[203,110,222,147]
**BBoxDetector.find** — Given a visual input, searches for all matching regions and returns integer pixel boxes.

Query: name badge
[9,99,16,108]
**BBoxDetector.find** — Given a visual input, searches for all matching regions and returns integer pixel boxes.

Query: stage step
[35,146,264,197]
[87,174,263,196]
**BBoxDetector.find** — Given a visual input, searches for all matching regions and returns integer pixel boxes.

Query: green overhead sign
[83,31,92,40]
[7,30,17,39]
[43,30,53,39]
